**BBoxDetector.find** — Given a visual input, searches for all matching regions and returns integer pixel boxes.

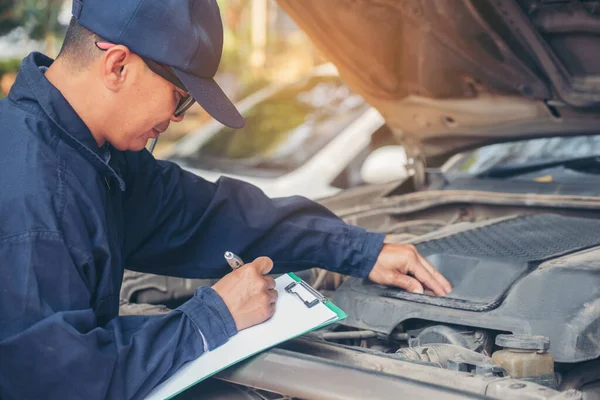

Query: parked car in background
[162,64,408,199]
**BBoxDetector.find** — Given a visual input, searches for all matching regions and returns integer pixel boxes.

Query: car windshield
[448,135,600,175]
[177,75,369,177]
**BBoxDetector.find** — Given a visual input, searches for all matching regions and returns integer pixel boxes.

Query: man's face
[99,50,188,152]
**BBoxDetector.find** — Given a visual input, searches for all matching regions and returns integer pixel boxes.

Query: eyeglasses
[94,41,196,117]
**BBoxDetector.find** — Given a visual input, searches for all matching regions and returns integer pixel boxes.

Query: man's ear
[101,45,132,91]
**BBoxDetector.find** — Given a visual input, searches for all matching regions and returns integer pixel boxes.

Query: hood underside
[276,0,600,164]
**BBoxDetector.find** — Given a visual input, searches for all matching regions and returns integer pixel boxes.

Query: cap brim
[173,68,245,129]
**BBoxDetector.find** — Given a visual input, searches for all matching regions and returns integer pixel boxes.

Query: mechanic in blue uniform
[0,1,452,399]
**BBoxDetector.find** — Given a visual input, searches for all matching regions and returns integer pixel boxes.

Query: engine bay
[311,190,600,397]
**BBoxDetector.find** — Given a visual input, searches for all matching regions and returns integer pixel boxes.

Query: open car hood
[276,0,600,164]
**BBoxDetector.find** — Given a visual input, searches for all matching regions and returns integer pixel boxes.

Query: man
[0,1,451,399]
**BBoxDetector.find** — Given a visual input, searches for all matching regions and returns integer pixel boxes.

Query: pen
[224,251,244,270]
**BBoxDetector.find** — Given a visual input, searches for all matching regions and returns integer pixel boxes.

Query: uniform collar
[16,52,126,191]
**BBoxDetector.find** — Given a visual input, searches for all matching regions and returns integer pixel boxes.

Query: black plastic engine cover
[333,214,600,363]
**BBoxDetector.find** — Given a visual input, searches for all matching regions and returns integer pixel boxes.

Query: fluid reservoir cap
[495,334,550,351]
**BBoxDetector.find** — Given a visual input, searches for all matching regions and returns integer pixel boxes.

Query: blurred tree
[0,0,66,55]
[22,0,66,56]
[0,0,20,36]
[22,0,65,41]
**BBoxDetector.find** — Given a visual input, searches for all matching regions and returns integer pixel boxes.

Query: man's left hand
[368,244,452,296]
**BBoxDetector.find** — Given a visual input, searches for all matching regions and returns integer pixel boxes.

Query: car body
[163,63,407,200]
[124,1,600,398]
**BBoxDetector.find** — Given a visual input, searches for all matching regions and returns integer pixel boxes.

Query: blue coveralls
[0,52,385,400]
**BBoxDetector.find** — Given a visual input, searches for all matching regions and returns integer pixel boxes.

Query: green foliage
[0,0,19,36]
[21,0,65,40]
[0,58,21,98]
[0,0,65,39]
[0,58,21,76]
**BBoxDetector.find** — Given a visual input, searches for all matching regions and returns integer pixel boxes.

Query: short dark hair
[56,17,105,69]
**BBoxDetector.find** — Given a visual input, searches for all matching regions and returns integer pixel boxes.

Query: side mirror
[360,145,408,185]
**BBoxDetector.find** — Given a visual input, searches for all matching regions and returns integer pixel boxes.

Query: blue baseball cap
[72,0,245,128]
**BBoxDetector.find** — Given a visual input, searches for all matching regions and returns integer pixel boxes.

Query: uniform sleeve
[121,151,385,279]
[0,232,236,400]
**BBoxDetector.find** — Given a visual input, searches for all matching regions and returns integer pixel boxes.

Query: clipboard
[145,272,347,400]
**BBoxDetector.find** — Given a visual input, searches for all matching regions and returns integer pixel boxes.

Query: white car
[164,64,407,199]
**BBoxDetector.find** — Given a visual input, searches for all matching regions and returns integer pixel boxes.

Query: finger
[263,275,276,290]
[252,256,274,275]
[416,253,452,294]
[267,289,278,303]
[408,259,447,296]
[392,273,425,294]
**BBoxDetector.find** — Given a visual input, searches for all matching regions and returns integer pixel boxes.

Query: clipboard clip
[285,280,327,309]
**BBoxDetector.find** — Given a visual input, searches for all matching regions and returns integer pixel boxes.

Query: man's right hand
[212,257,278,331]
